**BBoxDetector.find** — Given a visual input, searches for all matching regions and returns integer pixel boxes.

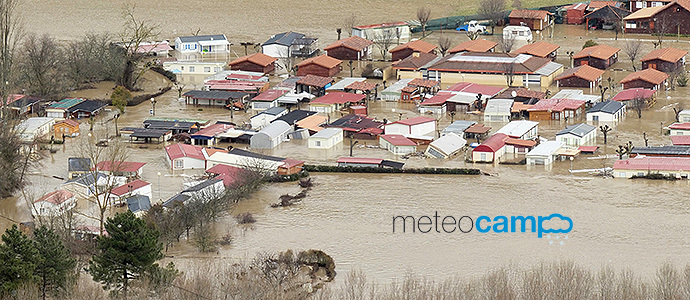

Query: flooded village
[2,0,690,298]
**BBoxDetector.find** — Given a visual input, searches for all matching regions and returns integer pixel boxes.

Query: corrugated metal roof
[178,34,227,43]
[527,141,564,156]
[557,123,596,137]
[535,61,565,76]
[496,120,538,137]
[588,100,625,114]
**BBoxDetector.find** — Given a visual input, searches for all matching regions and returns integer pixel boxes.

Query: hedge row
[268,171,310,182]
[303,165,480,175]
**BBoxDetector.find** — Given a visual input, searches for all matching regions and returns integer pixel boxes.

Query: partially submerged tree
[623,40,642,71]
[373,29,396,61]
[111,85,132,113]
[478,0,506,34]
[0,0,22,105]
[630,95,647,118]
[502,58,516,86]
[417,7,431,38]
[673,103,684,122]
[117,6,160,90]
[498,35,515,53]
[438,35,452,56]
[344,13,357,37]
[89,211,166,298]
[599,125,612,144]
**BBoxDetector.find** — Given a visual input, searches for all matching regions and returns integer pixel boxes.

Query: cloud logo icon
[537,213,573,238]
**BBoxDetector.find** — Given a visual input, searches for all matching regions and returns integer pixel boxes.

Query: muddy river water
[8,1,690,283]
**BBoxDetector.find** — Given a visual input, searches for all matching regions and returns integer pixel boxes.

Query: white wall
[263,44,289,58]
[172,157,206,170]
[308,131,343,149]
[379,138,416,155]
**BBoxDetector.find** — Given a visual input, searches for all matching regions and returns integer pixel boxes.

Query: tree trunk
[123,268,128,299]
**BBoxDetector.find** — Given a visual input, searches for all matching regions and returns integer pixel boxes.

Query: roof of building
[620,68,669,85]
[442,120,477,134]
[509,9,552,19]
[296,114,327,132]
[327,77,366,90]
[252,89,289,102]
[429,52,561,75]
[496,120,539,137]
[162,193,191,208]
[183,90,248,100]
[555,65,605,82]
[137,42,173,53]
[528,98,586,112]
[611,88,655,101]
[449,39,498,54]
[336,157,384,164]
[505,137,538,147]
[641,47,688,63]
[557,123,596,137]
[324,35,374,51]
[182,178,223,193]
[527,141,564,156]
[495,87,547,99]
[229,53,277,67]
[578,145,599,153]
[296,74,335,87]
[56,119,80,127]
[177,34,227,43]
[428,133,466,156]
[329,114,384,132]
[511,102,534,112]
[17,117,55,134]
[574,44,621,60]
[382,78,414,94]
[390,39,438,54]
[464,123,492,134]
[35,190,74,205]
[408,78,440,88]
[311,92,366,105]
[392,52,439,70]
[551,89,600,102]
[421,93,453,106]
[68,157,91,172]
[623,6,666,20]
[513,41,560,58]
[630,145,690,156]
[588,100,625,114]
[484,99,514,115]
[111,180,151,197]
[191,123,233,138]
[165,143,205,161]
[276,109,317,125]
[126,195,151,213]
[255,120,291,138]
[669,122,690,130]
[95,161,146,173]
[671,135,690,145]
[48,98,85,109]
[445,82,505,96]
[144,119,200,131]
[228,148,285,162]
[389,116,436,126]
[296,54,342,69]
[346,81,377,91]
[474,133,508,152]
[588,1,622,9]
[206,164,249,186]
[64,172,107,187]
[583,5,631,20]
[613,156,690,171]
[380,134,417,146]
[68,100,107,113]
[310,127,343,139]
[9,95,40,108]
[353,21,409,30]
[263,31,314,46]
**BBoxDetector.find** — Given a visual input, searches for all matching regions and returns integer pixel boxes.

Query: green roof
[49,98,85,109]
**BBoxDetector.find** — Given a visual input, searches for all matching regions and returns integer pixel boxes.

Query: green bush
[582,40,599,49]
[677,72,688,87]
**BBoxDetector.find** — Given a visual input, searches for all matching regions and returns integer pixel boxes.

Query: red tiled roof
[421,93,453,105]
[641,47,688,63]
[229,53,277,67]
[389,116,436,126]
[671,135,690,145]
[296,54,342,69]
[513,41,560,58]
[391,52,438,70]
[353,22,408,30]
[511,102,534,113]
[613,156,690,171]
[380,134,417,146]
[345,81,377,91]
[620,68,669,85]
[474,133,508,152]
[206,164,248,186]
[192,123,233,138]
[496,87,546,99]
[311,92,366,104]
[408,78,440,88]
[464,123,492,134]
[446,82,505,96]
[578,145,599,153]
[165,143,206,161]
[324,36,374,51]
[56,119,80,127]
[280,158,305,168]
[111,180,150,197]
[611,88,655,101]
[35,190,74,205]
[401,86,418,93]
[509,9,552,19]
[203,148,228,157]
[528,98,586,112]
[448,39,498,54]
[574,44,621,60]
[296,74,335,87]
[95,161,146,173]
[588,1,621,9]
[555,65,605,82]
[669,122,690,130]
[336,157,384,164]
[252,89,288,102]
[390,39,438,54]
[505,138,537,147]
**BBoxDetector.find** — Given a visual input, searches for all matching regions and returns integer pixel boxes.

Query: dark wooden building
[324,36,374,60]
[641,47,687,73]
[620,68,669,90]
[508,9,553,30]
[296,55,342,77]
[389,40,437,61]
[555,65,605,89]
[573,44,620,70]
[229,53,277,74]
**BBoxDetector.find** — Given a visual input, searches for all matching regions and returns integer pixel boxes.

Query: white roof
[198,39,231,46]
[17,117,55,134]
[382,78,414,94]
[310,127,342,139]
[527,141,564,157]
[679,109,690,116]
[449,53,532,64]
[326,77,366,91]
[447,93,477,105]
[205,70,267,82]
[258,120,291,138]
[496,120,538,137]
[534,61,563,76]
[552,89,599,102]
[428,133,466,156]
[484,99,513,115]
[277,92,315,104]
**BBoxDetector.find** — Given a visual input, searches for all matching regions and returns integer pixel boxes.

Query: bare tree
[117,5,160,90]
[18,34,66,99]
[276,47,296,75]
[502,58,516,87]
[0,0,22,107]
[372,29,396,61]
[630,95,647,118]
[599,125,612,144]
[467,31,480,41]
[512,0,522,9]
[652,14,674,49]
[478,0,507,34]
[417,7,431,38]
[344,13,357,37]
[498,35,515,53]
[623,40,642,71]
[438,35,452,56]
[673,103,684,122]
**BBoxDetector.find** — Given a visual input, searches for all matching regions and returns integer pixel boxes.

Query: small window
[637,172,645,176]
[315,141,321,147]
[204,67,211,72]
[189,66,195,72]
[174,160,184,169]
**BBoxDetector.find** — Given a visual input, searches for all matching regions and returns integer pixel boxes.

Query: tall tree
[18,34,65,99]
[478,0,506,35]
[0,225,38,296]
[89,211,164,298]
[111,85,131,113]
[438,35,452,56]
[373,29,396,61]
[118,6,159,90]
[417,7,431,38]
[0,0,22,110]
[33,226,76,300]
[623,40,642,71]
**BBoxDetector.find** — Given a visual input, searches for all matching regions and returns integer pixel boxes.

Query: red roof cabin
[228,53,278,74]
[472,133,509,162]
[384,116,437,137]
[555,65,605,89]
[573,44,620,70]
[528,98,587,121]
[95,161,146,178]
[508,10,553,30]
[379,134,418,155]
[448,39,497,54]
[165,143,207,171]
[296,55,342,77]
[641,47,688,74]
[389,40,438,61]
[620,68,669,90]
[324,36,374,60]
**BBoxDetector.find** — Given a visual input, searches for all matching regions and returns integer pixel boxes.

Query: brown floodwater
[9,3,690,283]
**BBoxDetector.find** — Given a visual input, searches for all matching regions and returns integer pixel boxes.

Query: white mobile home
[250,107,288,130]
[384,116,436,137]
[556,123,597,147]
[308,127,344,149]
[526,141,564,165]
[16,117,56,142]
[32,190,77,217]
[379,134,417,155]
[175,34,230,54]
[496,120,538,140]
[483,99,514,122]
[164,143,207,171]
[586,100,626,122]
[425,133,466,158]
[250,120,292,149]
[503,26,533,50]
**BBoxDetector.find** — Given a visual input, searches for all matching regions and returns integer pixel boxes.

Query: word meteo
[392,212,573,238]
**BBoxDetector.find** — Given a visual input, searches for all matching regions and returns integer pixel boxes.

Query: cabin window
[189,66,195,72]
[315,141,321,147]
[637,172,645,176]
[214,67,222,72]
[174,160,183,169]
[204,67,211,72]
[619,172,626,177]
[480,153,487,161]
